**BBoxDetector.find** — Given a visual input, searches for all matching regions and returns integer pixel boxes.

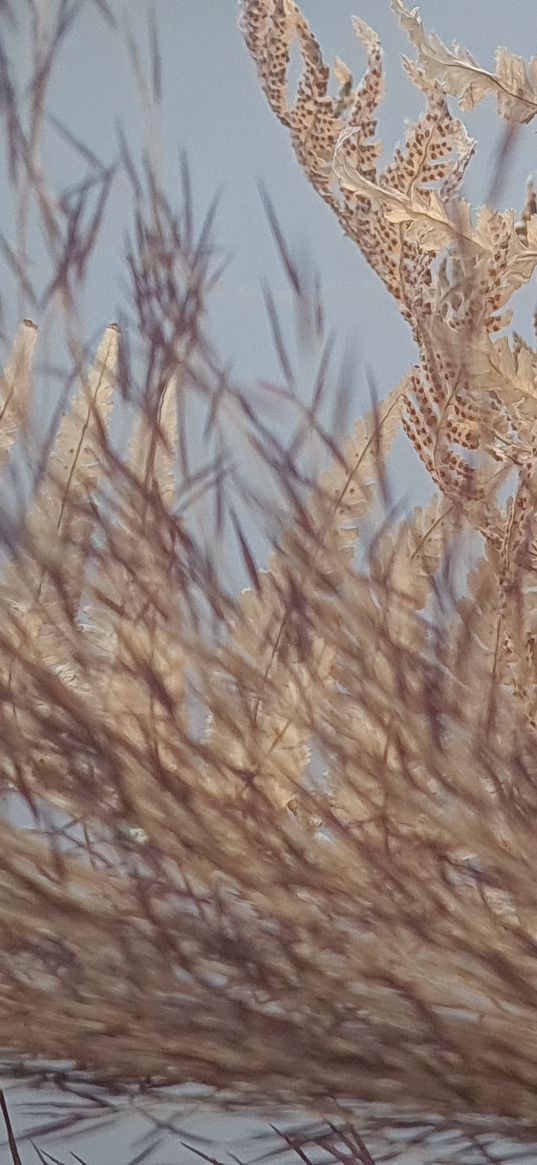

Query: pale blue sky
[2,1,537,1161]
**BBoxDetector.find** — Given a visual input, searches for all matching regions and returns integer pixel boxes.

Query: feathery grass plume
[1,2,537,1164]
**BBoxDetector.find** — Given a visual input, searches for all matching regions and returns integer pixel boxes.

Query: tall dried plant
[1,2,537,1163]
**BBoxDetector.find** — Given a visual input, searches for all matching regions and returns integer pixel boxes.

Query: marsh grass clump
[1,2,537,1163]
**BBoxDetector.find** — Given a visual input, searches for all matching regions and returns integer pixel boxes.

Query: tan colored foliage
[2,2,537,1162]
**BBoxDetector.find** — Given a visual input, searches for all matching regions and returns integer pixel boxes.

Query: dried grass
[0,2,537,1163]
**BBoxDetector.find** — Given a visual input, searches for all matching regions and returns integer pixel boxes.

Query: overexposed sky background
[2,1,537,1161]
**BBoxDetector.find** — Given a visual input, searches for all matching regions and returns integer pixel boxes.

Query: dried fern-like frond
[240,0,537,711]
[392,0,537,124]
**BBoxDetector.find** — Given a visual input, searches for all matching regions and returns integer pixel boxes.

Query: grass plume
[0,3,537,1163]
